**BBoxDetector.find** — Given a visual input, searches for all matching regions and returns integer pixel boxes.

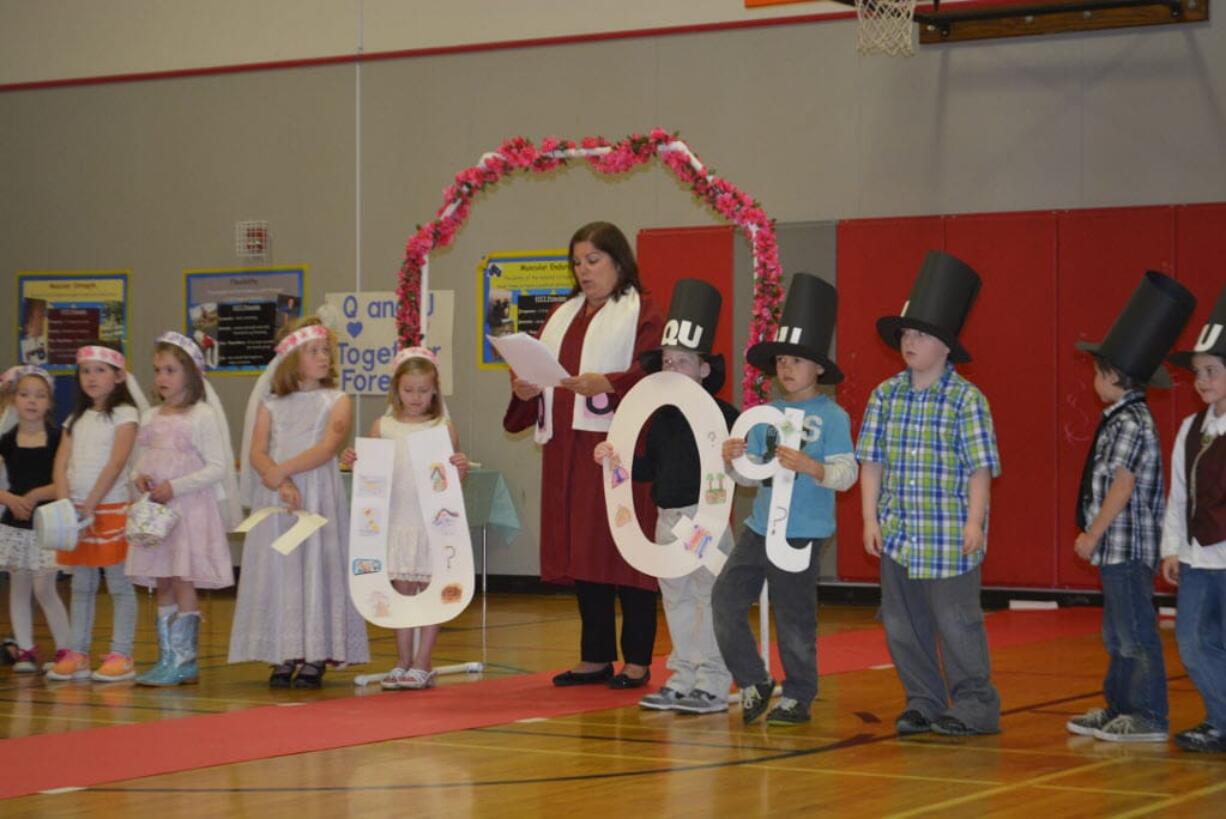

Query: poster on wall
[477,250,573,368]
[324,290,454,396]
[183,267,306,372]
[16,271,129,370]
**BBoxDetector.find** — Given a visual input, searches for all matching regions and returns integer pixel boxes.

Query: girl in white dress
[48,342,146,682]
[341,347,468,690]
[229,316,369,687]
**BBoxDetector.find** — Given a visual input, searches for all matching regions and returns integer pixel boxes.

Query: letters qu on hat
[640,278,727,392]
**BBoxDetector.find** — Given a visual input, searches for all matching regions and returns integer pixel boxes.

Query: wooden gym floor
[1,580,1223,817]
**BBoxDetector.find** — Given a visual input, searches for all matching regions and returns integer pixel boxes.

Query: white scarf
[535,290,641,444]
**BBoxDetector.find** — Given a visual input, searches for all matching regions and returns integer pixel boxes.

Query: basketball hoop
[856,0,918,56]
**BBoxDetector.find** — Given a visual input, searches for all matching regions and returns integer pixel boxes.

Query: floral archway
[397,128,782,407]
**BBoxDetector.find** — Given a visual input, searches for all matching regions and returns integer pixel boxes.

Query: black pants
[575,580,658,666]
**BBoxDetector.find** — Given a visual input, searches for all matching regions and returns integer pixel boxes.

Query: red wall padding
[1054,207,1176,588]
[835,217,944,583]
[636,226,736,403]
[836,203,1226,589]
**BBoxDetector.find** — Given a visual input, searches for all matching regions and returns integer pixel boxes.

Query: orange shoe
[92,652,136,682]
[46,650,91,681]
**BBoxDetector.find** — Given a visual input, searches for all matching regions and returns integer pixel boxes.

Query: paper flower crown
[156,331,206,372]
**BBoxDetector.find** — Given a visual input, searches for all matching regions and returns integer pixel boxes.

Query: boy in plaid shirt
[1068,272,1196,743]
[857,251,1002,737]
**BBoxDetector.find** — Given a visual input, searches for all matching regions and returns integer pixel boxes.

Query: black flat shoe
[292,661,326,689]
[895,709,932,735]
[608,668,651,690]
[552,664,614,687]
[269,660,298,689]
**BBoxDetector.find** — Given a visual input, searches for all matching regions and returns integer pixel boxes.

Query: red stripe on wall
[0,12,855,93]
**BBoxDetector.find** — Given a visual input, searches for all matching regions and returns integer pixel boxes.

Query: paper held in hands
[486,333,571,388]
[233,507,328,556]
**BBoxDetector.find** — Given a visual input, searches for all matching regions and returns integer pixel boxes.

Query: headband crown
[157,331,206,372]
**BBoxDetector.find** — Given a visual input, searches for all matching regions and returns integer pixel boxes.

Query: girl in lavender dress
[229,315,369,688]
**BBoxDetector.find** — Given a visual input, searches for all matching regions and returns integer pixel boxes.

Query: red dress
[504,296,662,592]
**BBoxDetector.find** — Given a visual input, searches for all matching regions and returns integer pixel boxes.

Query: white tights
[9,569,70,651]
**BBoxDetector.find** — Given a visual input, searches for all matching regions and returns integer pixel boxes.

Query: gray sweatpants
[879,556,1000,732]
[712,528,823,705]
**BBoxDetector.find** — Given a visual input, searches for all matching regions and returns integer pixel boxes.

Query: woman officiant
[503,221,662,689]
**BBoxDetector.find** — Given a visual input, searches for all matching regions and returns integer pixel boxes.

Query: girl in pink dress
[126,332,241,686]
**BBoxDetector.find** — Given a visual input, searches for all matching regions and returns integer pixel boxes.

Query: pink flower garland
[397,129,783,407]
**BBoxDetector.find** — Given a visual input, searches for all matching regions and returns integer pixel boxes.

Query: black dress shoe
[552,664,614,687]
[269,660,298,689]
[608,668,651,690]
[292,661,326,689]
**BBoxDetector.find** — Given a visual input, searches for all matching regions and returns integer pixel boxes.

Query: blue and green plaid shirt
[856,364,1002,579]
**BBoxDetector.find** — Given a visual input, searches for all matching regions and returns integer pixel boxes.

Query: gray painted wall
[3,19,1224,575]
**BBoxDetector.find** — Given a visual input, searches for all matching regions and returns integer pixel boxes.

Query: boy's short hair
[1093,356,1142,392]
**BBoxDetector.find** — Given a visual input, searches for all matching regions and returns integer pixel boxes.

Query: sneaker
[43,648,71,673]
[639,686,686,711]
[12,647,38,674]
[674,689,729,715]
[381,667,410,690]
[932,715,998,736]
[401,668,437,690]
[896,709,932,735]
[1092,714,1168,743]
[1173,722,1226,753]
[92,652,136,682]
[46,650,91,681]
[767,697,811,726]
[740,679,775,725]
[1,637,18,666]
[1066,708,1114,737]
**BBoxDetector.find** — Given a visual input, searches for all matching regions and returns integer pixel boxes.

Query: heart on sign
[347,321,363,338]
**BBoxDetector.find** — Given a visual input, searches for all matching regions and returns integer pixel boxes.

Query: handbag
[126,493,180,547]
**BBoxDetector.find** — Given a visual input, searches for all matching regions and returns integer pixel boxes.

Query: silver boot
[168,612,200,685]
[135,612,175,686]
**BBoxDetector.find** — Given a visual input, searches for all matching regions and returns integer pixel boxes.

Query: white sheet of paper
[486,333,571,387]
[233,506,328,556]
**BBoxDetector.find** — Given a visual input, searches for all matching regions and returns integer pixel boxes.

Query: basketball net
[856,0,918,56]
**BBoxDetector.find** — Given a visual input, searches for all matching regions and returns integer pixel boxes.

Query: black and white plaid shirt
[1083,390,1165,567]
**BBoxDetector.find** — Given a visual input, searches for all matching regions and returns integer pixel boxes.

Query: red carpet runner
[0,608,1103,799]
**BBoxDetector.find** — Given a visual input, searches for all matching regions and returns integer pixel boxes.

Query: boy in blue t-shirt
[713,274,857,727]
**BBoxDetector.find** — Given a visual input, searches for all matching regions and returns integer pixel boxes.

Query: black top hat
[640,278,726,392]
[745,273,843,385]
[1169,282,1226,372]
[876,251,981,364]
[1075,271,1197,389]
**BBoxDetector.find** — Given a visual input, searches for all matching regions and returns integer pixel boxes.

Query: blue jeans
[69,564,137,658]
[1099,560,1168,728]
[1175,565,1226,730]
